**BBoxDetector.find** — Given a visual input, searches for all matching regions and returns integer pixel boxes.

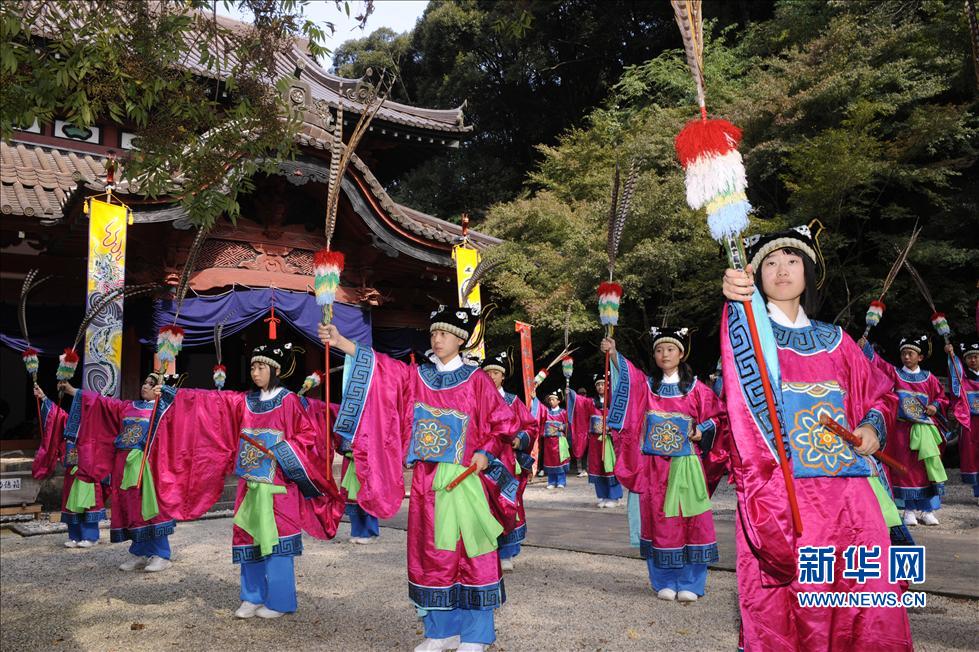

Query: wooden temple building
[0,47,499,448]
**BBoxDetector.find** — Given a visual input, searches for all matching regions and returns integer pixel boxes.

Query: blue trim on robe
[245,388,289,413]
[889,524,916,546]
[962,472,978,486]
[334,343,375,446]
[639,539,719,568]
[513,431,530,452]
[272,440,321,498]
[110,519,176,543]
[516,451,535,470]
[651,379,697,398]
[896,368,931,384]
[859,408,888,450]
[696,417,718,453]
[61,509,106,525]
[588,474,620,487]
[892,484,945,500]
[480,451,519,505]
[607,352,630,431]
[408,579,506,611]
[497,522,527,547]
[232,532,303,564]
[417,362,479,391]
[64,391,83,444]
[771,320,843,355]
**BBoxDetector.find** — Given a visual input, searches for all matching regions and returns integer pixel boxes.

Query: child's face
[594,380,606,396]
[965,352,979,372]
[547,396,559,408]
[486,369,504,388]
[430,329,464,360]
[759,249,806,302]
[250,362,272,390]
[140,376,157,401]
[654,343,682,372]
[900,348,924,369]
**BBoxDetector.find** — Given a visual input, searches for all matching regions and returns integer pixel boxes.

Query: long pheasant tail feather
[671,0,705,109]
[902,257,937,313]
[879,227,920,299]
[606,163,621,278]
[72,284,159,351]
[214,321,224,366]
[325,103,344,243]
[611,159,640,262]
[18,269,39,343]
[563,305,572,349]
[461,258,503,303]
[176,226,209,307]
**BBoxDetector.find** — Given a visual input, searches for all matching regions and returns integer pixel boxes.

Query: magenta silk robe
[71,392,173,542]
[32,394,106,525]
[953,366,979,487]
[501,391,539,544]
[118,386,344,561]
[567,391,616,478]
[865,350,949,502]
[608,357,723,568]
[718,311,911,651]
[332,346,519,612]
[538,406,570,471]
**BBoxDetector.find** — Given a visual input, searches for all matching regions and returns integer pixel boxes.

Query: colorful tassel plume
[299,370,323,396]
[56,348,79,381]
[533,369,548,386]
[157,325,185,364]
[22,348,39,378]
[314,249,345,311]
[674,119,752,243]
[865,300,885,330]
[597,282,623,328]
[930,312,950,338]
[212,364,227,390]
[562,356,574,380]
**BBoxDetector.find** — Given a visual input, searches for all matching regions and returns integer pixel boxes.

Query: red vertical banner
[515,321,535,407]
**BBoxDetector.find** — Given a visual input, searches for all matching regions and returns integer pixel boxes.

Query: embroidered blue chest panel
[588,414,606,435]
[896,390,932,424]
[968,390,979,416]
[543,409,565,437]
[115,416,150,450]
[417,363,479,390]
[235,428,283,483]
[772,320,842,355]
[781,380,869,478]
[63,440,79,467]
[643,411,694,457]
[407,402,470,465]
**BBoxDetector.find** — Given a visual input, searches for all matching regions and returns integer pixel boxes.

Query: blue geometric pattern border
[272,440,321,498]
[334,344,375,445]
[61,508,106,525]
[639,540,719,568]
[408,579,506,611]
[232,532,303,564]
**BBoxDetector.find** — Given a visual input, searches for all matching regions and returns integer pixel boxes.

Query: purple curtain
[148,288,372,350]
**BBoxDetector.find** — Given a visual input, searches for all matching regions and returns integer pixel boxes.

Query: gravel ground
[1,520,977,649]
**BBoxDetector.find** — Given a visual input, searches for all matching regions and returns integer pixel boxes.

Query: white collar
[767,301,811,328]
[902,366,921,374]
[434,354,463,372]
[259,387,284,401]
[662,371,680,384]
[497,386,506,397]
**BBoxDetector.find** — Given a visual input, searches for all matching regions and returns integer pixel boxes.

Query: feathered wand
[19,269,52,433]
[861,228,920,340]
[598,159,638,446]
[670,0,802,534]
[315,69,395,483]
[902,256,962,400]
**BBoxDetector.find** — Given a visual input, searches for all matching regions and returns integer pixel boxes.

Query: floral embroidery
[414,420,451,459]
[789,402,856,475]
[649,421,684,454]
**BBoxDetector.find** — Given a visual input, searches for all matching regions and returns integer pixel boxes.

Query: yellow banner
[84,198,129,397]
[452,244,485,361]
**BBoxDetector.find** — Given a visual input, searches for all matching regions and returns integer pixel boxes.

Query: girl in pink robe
[66,375,176,571]
[721,225,912,651]
[539,391,570,488]
[146,343,344,619]
[953,339,979,499]
[31,386,105,548]
[604,327,725,602]
[320,304,519,652]
[568,375,622,507]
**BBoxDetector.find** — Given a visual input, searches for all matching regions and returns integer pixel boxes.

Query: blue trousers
[646,560,708,596]
[423,608,495,645]
[129,535,171,559]
[347,504,380,538]
[546,469,566,487]
[896,495,941,512]
[67,521,99,542]
[591,476,623,500]
[240,555,297,613]
[499,541,521,560]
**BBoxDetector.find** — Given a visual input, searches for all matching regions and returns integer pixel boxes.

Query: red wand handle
[324,342,334,483]
[741,298,804,536]
[601,349,611,444]
[818,414,908,476]
[240,431,274,458]
[35,395,43,439]
[446,463,479,492]
[136,393,161,490]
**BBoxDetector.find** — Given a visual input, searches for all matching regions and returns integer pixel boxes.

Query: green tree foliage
[0,0,371,227]
[479,0,977,380]
[334,0,774,219]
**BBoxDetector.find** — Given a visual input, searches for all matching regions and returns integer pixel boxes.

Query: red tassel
[674,118,743,167]
[313,249,346,269]
[596,281,623,299]
[62,348,79,363]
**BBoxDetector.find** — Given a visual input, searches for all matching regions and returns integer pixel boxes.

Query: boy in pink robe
[721,224,912,651]
[32,386,105,548]
[538,390,570,489]
[860,333,950,526]
[63,375,176,571]
[604,326,725,603]
[319,304,519,652]
[568,375,622,507]
[482,350,539,572]
[952,339,979,501]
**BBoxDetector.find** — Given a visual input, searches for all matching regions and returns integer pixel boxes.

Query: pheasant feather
[461,258,503,303]
[175,226,209,308]
[671,0,705,109]
[72,284,158,352]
